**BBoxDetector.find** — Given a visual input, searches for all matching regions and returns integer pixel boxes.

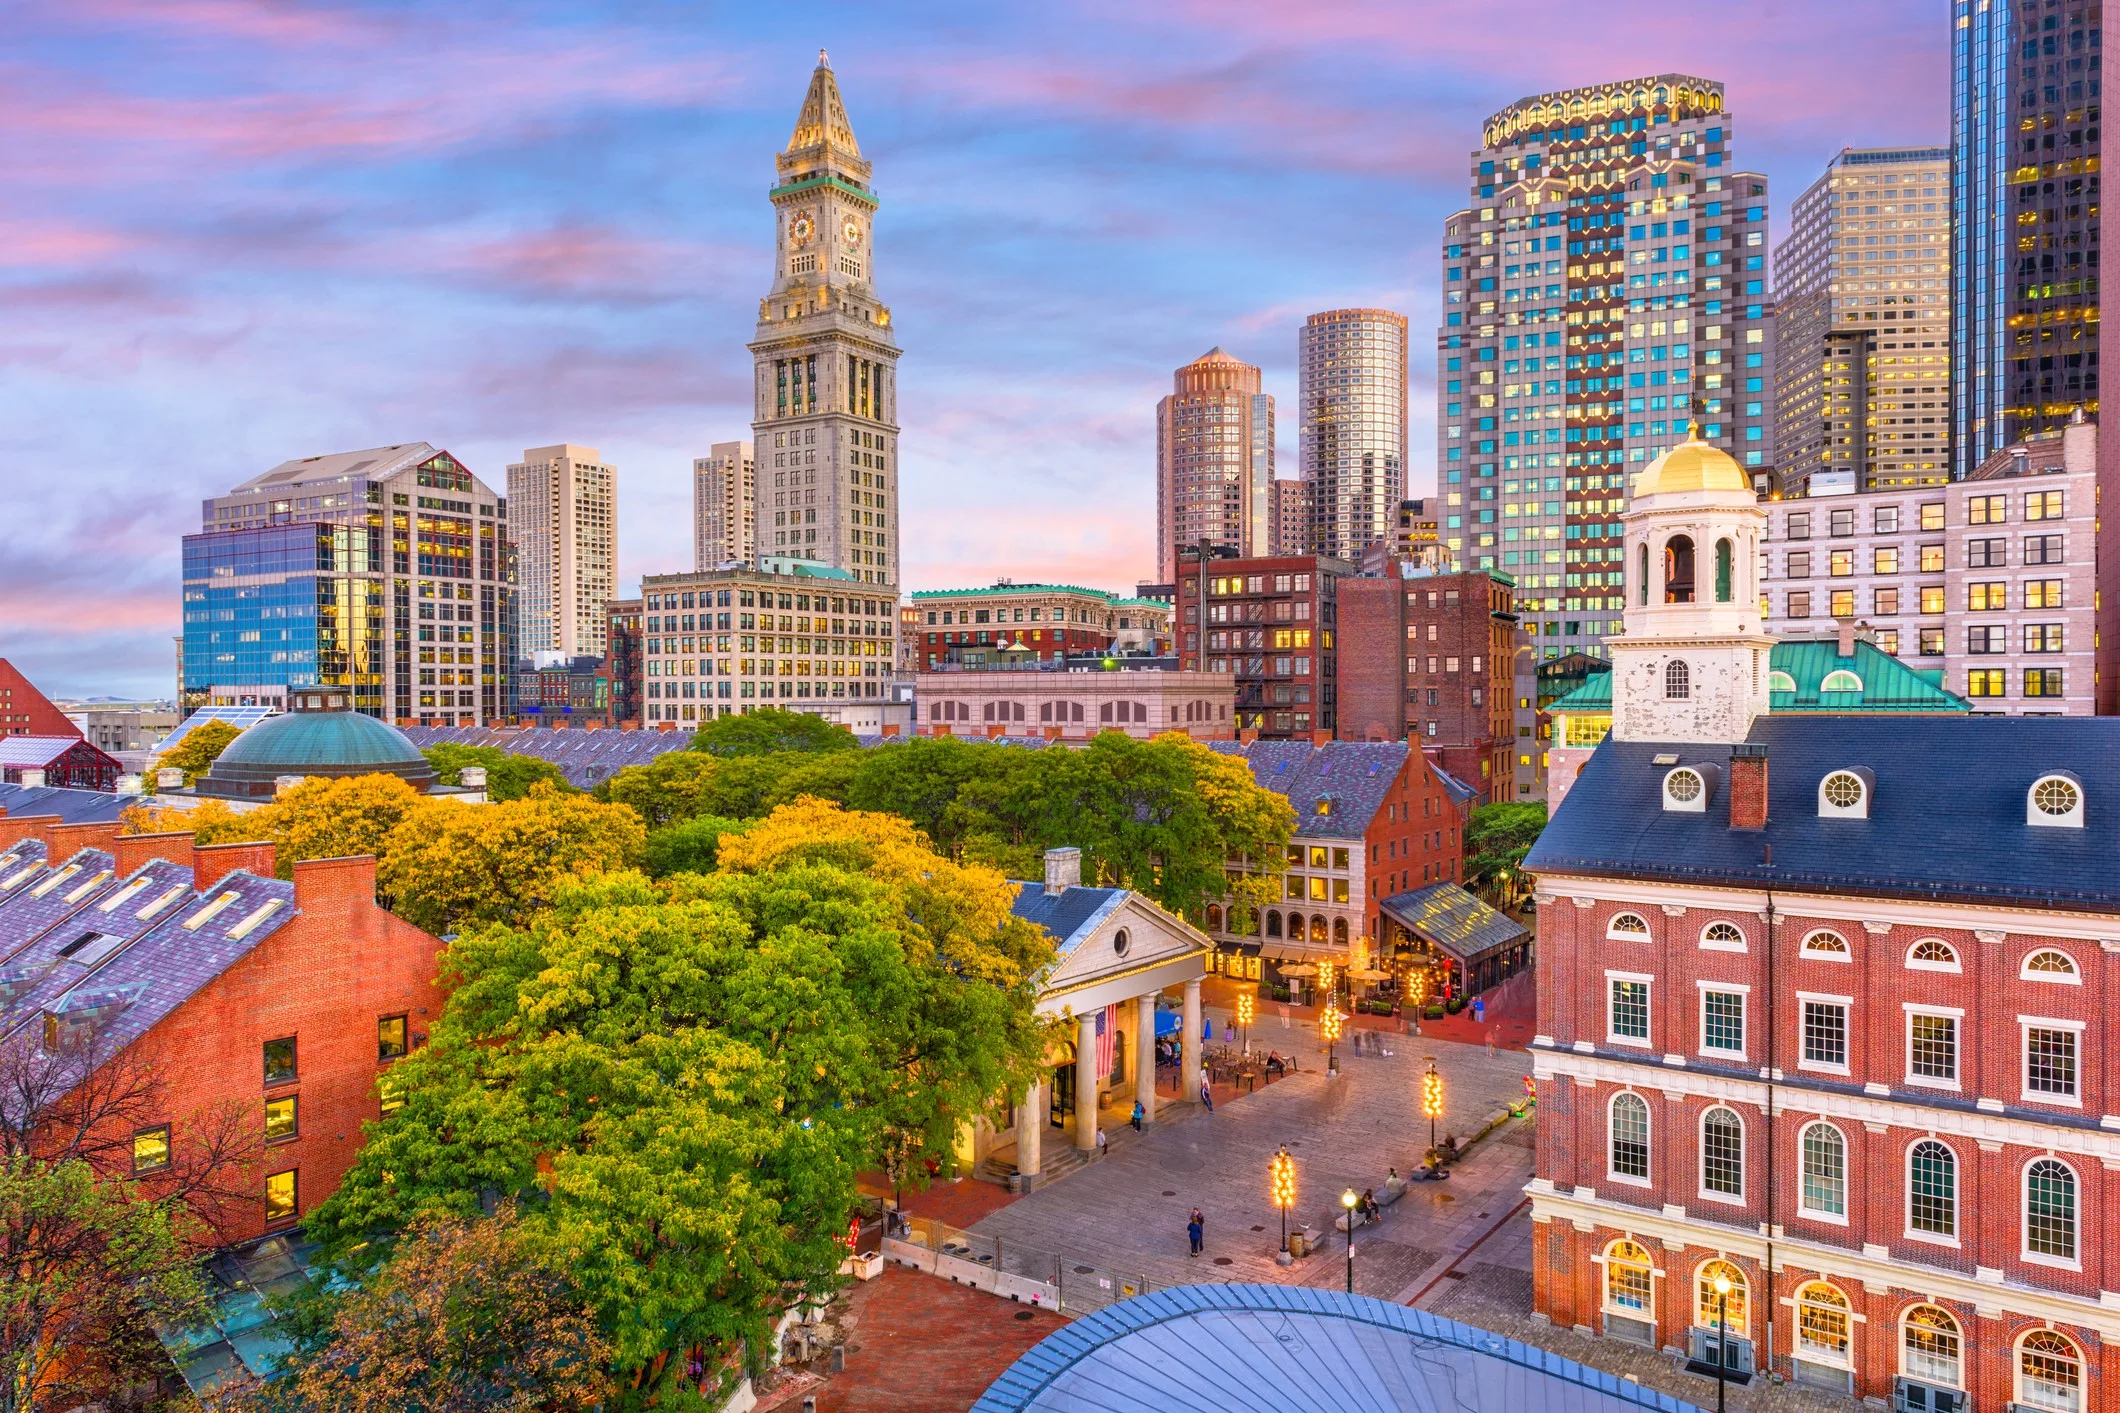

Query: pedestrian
[1130,1099,1144,1132]
[1200,1078,1214,1113]
[1187,1210,1204,1256]
[1097,1126,1108,1159]
[1473,996,1486,1025]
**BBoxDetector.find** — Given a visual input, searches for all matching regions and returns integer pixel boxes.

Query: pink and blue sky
[8,0,1947,699]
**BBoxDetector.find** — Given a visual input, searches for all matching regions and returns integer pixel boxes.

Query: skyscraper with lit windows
[1298,308,1408,561]
[1155,348,1275,582]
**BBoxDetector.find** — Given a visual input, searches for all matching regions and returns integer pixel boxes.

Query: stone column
[1074,1011,1099,1153]
[1182,978,1204,1102]
[1135,993,1158,1125]
[1016,1079,1044,1181]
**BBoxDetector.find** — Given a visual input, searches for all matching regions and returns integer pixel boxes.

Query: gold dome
[1632,422,1750,497]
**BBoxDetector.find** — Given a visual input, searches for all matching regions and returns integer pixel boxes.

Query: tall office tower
[694,440,757,568]
[748,51,901,588]
[506,444,616,659]
[1155,348,1275,582]
[1773,148,1952,496]
[1270,477,1312,556]
[1437,76,1773,665]
[1952,2,2101,478]
[1299,308,1409,560]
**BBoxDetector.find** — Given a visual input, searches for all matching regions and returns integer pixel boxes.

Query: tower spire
[787,49,861,158]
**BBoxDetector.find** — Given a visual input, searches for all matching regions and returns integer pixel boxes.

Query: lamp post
[1711,1273,1732,1413]
[1319,1005,1343,1075]
[1270,1145,1296,1266]
[1235,991,1255,1057]
[1317,958,1336,1011]
[1421,1056,1444,1161]
[1340,1189,1358,1294]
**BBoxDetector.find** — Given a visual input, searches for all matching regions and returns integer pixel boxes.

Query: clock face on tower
[842,217,863,249]
[789,212,815,246]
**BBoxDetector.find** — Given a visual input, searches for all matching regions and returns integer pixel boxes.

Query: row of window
[1778,490,2064,541]
[1604,914,2089,968]
[1780,535,2067,579]
[1599,1243,2082,1408]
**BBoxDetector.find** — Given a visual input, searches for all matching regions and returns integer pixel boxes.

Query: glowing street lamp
[1420,1056,1445,1157]
[1710,1273,1733,1413]
[1319,1005,1344,1074]
[1269,1145,1296,1262]
[1316,958,1336,1009]
[1234,991,1255,1055]
[1340,1189,1359,1293]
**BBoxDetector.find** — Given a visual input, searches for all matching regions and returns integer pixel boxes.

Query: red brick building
[1175,549,1353,738]
[0,660,82,739]
[0,819,444,1244]
[1337,566,1520,802]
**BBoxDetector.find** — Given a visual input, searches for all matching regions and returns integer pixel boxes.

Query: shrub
[1423,1004,1446,1020]
[1445,997,1466,1015]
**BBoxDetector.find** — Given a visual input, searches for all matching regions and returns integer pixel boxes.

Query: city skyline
[8,0,1950,698]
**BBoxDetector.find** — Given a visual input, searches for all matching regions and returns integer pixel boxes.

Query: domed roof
[1633,422,1750,497]
[197,702,437,799]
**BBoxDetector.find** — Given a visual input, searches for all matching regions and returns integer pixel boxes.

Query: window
[1606,912,1651,940]
[1765,670,1796,693]
[264,1169,298,1223]
[1700,1107,1743,1197]
[1609,1093,1650,1179]
[1967,668,2005,698]
[1609,979,1650,1042]
[1818,771,1866,816]
[2018,1331,2083,1413]
[2025,667,2065,698]
[1901,1306,1962,1389]
[1907,1011,1958,1085]
[263,1037,296,1087]
[1828,549,1854,578]
[2024,1024,2078,1100]
[1799,1123,1845,1218]
[1664,659,1689,699]
[2025,1158,2078,1263]
[1967,537,2006,568]
[1663,767,1705,811]
[1908,1139,1957,1238]
[1701,989,1745,1056]
[264,1095,297,1142]
[1786,511,1812,539]
[1795,1282,1851,1364]
[1967,493,2007,524]
[1603,1238,1654,1320]
[1919,626,1945,656]
[2027,774,2084,827]
[1967,581,2007,610]
[2025,623,2064,654]
[2025,578,2065,609]
[1799,929,1849,960]
[1919,502,1945,531]
[2025,489,2065,521]
[378,1015,408,1061]
[1872,546,1899,575]
[132,1125,171,1175]
[1695,1260,1748,1336]
[2021,949,2079,983]
[1787,590,1812,618]
[1967,624,2009,654]
[1801,999,1848,1069]
[1828,508,1855,538]
[1874,505,1901,534]
[1906,938,1960,972]
[1919,586,1946,614]
[2024,534,2065,565]
[1700,921,1745,951]
[1828,589,1855,618]
[1786,550,1813,578]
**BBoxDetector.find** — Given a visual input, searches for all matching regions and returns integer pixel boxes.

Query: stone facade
[914,668,1231,740]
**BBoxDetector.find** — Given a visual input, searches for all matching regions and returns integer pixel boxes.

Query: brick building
[1525,427,2120,1411]
[910,583,1169,668]
[0,660,85,738]
[0,819,443,1245]
[915,666,1232,740]
[1174,549,1354,738]
[1338,566,1521,802]
[605,597,642,724]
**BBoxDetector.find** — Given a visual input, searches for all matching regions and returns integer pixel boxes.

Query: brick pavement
[816,1265,1064,1413]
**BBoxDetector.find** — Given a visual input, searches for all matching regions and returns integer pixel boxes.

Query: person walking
[1097,1126,1109,1159]
[1199,1078,1214,1113]
[1186,1210,1204,1257]
[1130,1099,1144,1132]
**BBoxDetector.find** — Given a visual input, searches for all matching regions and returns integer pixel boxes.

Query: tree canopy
[690,706,857,758]
[420,743,576,801]
[1463,800,1547,910]
[311,800,1052,1409]
[122,775,434,879]
[154,720,242,787]
[378,784,645,935]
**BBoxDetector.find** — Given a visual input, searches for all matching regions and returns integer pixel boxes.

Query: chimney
[1729,743,1768,832]
[156,768,186,790]
[1043,846,1081,897]
[18,770,44,790]
[1312,729,1335,747]
[459,766,488,793]
[193,840,277,893]
[1835,620,1856,658]
[48,821,121,861]
[0,815,60,853]
[292,854,378,914]
[114,831,196,878]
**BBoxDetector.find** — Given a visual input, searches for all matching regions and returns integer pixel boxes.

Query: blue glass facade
[182,524,388,715]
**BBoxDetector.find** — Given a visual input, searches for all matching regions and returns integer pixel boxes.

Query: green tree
[156,719,243,787]
[1464,800,1547,910]
[379,784,646,935]
[641,815,752,878]
[127,775,442,883]
[598,750,722,828]
[422,743,576,802]
[312,800,1051,1410]
[690,706,857,757]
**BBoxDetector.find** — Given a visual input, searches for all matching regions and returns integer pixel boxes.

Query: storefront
[1377,881,1531,1005]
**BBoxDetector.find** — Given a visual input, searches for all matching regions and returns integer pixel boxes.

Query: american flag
[1096,1005,1114,1079]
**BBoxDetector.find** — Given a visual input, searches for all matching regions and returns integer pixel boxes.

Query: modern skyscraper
[1155,348,1274,582]
[748,51,900,588]
[1437,76,1773,665]
[1299,308,1408,560]
[506,444,616,659]
[1270,477,1312,556]
[1952,1,2101,478]
[1773,148,1952,496]
[694,440,757,569]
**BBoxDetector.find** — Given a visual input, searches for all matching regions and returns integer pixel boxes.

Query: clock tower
[749,51,901,587]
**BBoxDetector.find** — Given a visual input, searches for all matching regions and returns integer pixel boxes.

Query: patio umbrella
[1277,963,1319,978]
[1349,967,1393,981]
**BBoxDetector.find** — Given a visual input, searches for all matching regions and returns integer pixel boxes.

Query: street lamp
[1319,1005,1343,1074]
[1340,1189,1358,1294]
[1316,958,1336,1010]
[1235,991,1255,1056]
[1710,1273,1732,1413]
[1269,1145,1296,1265]
[1421,1056,1445,1160]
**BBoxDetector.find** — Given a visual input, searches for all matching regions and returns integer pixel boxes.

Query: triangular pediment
[1040,893,1210,998]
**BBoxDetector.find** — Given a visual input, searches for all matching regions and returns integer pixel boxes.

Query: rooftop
[1547,637,1965,716]
[1207,740,1411,838]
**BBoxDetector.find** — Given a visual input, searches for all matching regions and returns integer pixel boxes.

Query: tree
[311,800,1051,1410]
[1464,800,1547,910]
[690,707,856,758]
[155,720,243,787]
[641,815,751,878]
[378,783,646,935]
[422,744,575,802]
[210,1205,610,1412]
[599,750,721,828]
[125,775,442,883]
[120,798,263,846]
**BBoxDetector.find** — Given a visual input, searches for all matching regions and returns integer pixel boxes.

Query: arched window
[1603,1238,1654,1316]
[1901,1305,1962,1388]
[2021,949,2080,983]
[1700,921,1746,951]
[1638,542,1650,605]
[1818,770,1869,817]
[1906,938,1961,973]
[1700,1107,1743,1197]
[2025,1158,2078,1262]
[1607,912,1651,941]
[2027,773,2085,828]
[1205,904,1224,932]
[1665,659,1691,699]
[1609,1092,1650,1179]
[1715,537,1734,602]
[1694,1260,1748,1336]
[1265,910,1282,939]
[1795,1282,1851,1363]
[1664,534,1696,603]
[1799,1122,1846,1218]
[1800,929,1850,960]
[1820,669,1863,692]
[1766,669,1797,693]
[1310,914,1328,943]
[1332,916,1348,946]
[2018,1330,2083,1413]
[1908,1139,1957,1237]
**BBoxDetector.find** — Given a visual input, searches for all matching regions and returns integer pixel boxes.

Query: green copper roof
[912,584,1136,604]
[1547,638,1970,716]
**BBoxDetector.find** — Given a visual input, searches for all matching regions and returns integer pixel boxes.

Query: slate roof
[397,724,695,789]
[0,784,136,824]
[1526,715,2120,911]
[1379,882,1529,965]
[971,1283,1704,1413]
[1010,882,1127,957]
[1207,740,1410,838]
[0,855,199,1037]
[1430,762,1480,811]
[1547,637,1966,716]
[0,737,100,768]
[0,848,122,962]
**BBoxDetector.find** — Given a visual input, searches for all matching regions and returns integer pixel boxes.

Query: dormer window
[1817,769,1872,819]
[1820,669,1863,693]
[1662,764,1715,812]
[2028,773,2084,828]
[1607,912,1651,941]
[2021,949,2080,983]
[1766,670,1797,693]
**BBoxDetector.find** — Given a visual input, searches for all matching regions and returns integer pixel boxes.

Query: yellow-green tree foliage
[379,784,645,935]
[155,720,242,786]
[123,776,442,881]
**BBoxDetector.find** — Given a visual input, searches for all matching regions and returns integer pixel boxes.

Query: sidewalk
[1202,966,1537,1053]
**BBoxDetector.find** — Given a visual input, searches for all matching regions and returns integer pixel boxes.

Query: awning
[1377,882,1529,969]
[1155,1009,1181,1039]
